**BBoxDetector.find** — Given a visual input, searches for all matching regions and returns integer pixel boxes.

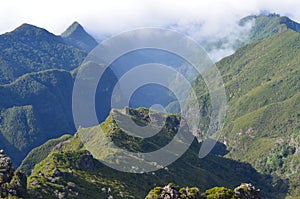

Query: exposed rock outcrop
[145,183,201,199]
[0,150,27,198]
[234,183,261,199]
[146,183,262,199]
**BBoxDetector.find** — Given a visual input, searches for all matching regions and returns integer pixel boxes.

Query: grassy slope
[240,14,300,43]
[18,134,72,176]
[0,24,87,85]
[27,108,277,198]
[0,69,75,165]
[192,29,299,198]
[0,23,90,165]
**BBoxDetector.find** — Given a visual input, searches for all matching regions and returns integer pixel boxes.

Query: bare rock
[234,183,261,199]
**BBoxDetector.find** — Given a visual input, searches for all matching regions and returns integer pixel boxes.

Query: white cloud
[0,0,299,34]
[1,0,300,61]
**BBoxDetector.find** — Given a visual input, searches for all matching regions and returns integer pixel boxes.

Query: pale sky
[1,0,299,61]
[1,0,299,37]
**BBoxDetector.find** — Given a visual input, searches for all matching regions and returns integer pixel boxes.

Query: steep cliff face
[0,150,27,198]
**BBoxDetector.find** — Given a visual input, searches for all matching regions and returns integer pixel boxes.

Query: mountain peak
[61,21,84,37]
[18,23,38,29]
[5,23,63,44]
[61,21,98,52]
[12,23,49,35]
[238,14,300,43]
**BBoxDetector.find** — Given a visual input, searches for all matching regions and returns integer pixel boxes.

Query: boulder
[0,150,27,198]
[234,183,261,199]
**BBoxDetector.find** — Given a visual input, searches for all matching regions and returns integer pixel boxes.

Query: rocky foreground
[0,150,27,198]
[146,182,261,199]
[0,148,262,199]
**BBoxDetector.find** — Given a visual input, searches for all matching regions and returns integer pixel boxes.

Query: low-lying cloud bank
[1,0,299,60]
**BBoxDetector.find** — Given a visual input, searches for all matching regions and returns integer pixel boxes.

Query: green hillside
[0,24,87,84]
[2,15,299,166]
[200,14,300,57]
[26,108,278,198]
[0,15,299,198]
[18,134,73,176]
[0,69,76,165]
[192,29,299,198]
[0,22,99,165]
[240,14,300,43]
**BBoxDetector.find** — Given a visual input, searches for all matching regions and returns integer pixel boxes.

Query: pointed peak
[69,21,84,30]
[71,21,82,27]
[61,21,85,37]
[61,21,98,52]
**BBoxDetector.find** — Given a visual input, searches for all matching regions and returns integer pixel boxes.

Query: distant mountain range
[0,23,96,85]
[0,13,299,198]
[0,21,98,164]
